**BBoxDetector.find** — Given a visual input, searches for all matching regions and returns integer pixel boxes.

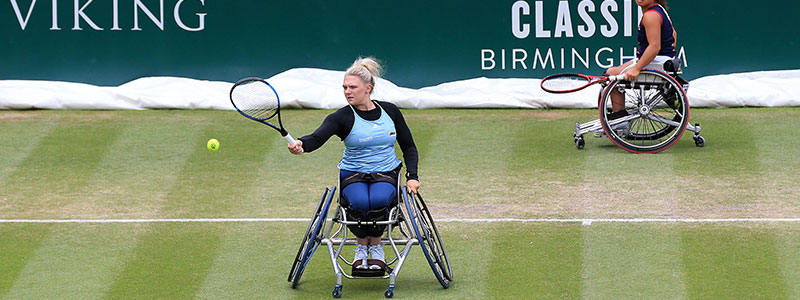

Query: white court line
[0,218,308,223]
[2,218,800,224]
[440,218,800,224]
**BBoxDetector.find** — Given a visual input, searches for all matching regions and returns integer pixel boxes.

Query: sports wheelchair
[287,174,453,298]
[573,58,706,153]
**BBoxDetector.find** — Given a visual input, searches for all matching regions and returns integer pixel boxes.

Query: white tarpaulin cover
[1,68,799,110]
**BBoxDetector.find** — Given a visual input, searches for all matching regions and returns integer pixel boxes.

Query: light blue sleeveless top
[337,102,402,173]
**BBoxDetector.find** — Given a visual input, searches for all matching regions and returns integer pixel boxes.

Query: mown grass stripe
[194,223,294,298]
[0,118,53,186]
[86,112,206,219]
[506,110,590,219]
[775,224,800,299]
[0,115,55,297]
[104,122,276,298]
[236,112,343,219]
[1,224,144,299]
[673,109,765,217]
[0,118,123,297]
[402,109,438,165]
[0,119,124,218]
[0,224,50,297]
[3,118,205,298]
[752,108,800,218]
[196,111,343,297]
[582,224,687,299]
[489,223,583,299]
[404,110,512,210]
[578,115,690,298]
[102,223,226,299]
[438,222,492,299]
[681,225,789,299]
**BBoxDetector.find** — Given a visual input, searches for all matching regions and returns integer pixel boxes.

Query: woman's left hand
[406,179,420,194]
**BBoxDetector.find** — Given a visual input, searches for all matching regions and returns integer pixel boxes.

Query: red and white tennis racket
[540,73,624,94]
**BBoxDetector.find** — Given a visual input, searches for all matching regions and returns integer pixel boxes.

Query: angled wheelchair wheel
[599,69,689,153]
[403,188,453,288]
[288,186,336,288]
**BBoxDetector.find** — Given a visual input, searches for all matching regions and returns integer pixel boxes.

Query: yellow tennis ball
[207,139,219,151]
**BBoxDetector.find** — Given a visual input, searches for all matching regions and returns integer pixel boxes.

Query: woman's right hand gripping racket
[230,77,296,146]
[540,73,624,94]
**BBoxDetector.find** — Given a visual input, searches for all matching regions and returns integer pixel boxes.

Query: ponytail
[345,57,383,93]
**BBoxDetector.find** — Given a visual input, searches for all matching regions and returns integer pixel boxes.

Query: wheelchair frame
[288,174,452,298]
[573,64,706,153]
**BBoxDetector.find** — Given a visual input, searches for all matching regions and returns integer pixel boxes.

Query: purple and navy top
[637,4,676,58]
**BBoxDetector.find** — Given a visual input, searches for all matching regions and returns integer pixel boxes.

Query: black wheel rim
[599,70,689,153]
[404,188,453,287]
[288,186,335,288]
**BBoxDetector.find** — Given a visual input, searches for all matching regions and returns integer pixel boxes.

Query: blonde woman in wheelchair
[287,57,420,270]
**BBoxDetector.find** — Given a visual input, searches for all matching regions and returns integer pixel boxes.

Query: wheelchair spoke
[645,119,661,146]
[645,92,666,111]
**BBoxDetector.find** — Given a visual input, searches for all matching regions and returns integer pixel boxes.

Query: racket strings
[541,76,590,92]
[231,81,279,120]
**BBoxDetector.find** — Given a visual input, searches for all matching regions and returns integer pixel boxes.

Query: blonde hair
[345,57,383,93]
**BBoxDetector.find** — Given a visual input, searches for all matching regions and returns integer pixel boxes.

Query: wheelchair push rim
[403,187,453,287]
[599,68,689,153]
[288,185,336,288]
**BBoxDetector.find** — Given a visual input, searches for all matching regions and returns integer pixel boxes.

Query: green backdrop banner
[2,0,798,88]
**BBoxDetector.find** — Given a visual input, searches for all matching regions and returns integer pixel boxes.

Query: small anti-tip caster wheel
[575,136,585,149]
[694,135,705,147]
[385,285,395,298]
[333,285,342,298]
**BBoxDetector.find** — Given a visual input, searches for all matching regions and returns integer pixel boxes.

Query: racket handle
[283,133,297,147]
[608,75,625,81]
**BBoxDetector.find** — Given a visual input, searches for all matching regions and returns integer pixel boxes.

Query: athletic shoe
[611,121,630,137]
[368,245,385,270]
[354,244,368,269]
[592,122,630,138]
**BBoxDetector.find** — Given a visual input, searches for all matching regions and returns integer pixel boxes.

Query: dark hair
[655,0,669,9]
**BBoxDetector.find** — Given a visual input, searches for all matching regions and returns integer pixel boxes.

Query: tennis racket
[230,77,296,146]
[540,73,624,94]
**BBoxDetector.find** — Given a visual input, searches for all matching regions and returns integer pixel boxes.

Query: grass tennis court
[2,108,800,299]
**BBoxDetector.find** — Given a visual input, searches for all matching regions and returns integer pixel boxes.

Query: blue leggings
[340,170,397,211]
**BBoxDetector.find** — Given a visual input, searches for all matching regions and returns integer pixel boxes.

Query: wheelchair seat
[662,56,682,75]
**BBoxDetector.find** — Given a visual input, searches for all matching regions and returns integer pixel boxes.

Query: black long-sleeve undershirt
[298,101,419,180]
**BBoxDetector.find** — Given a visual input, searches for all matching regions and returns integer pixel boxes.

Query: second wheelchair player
[287,56,420,270]
[606,0,678,134]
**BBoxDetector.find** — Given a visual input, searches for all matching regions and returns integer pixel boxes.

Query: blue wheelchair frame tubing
[292,185,336,288]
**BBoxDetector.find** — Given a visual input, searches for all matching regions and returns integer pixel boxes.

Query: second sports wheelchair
[287,174,452,298]
[573,58,706,153]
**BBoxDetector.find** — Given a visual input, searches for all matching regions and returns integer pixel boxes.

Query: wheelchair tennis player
[287,56,420,270]
[606,0,678,133]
